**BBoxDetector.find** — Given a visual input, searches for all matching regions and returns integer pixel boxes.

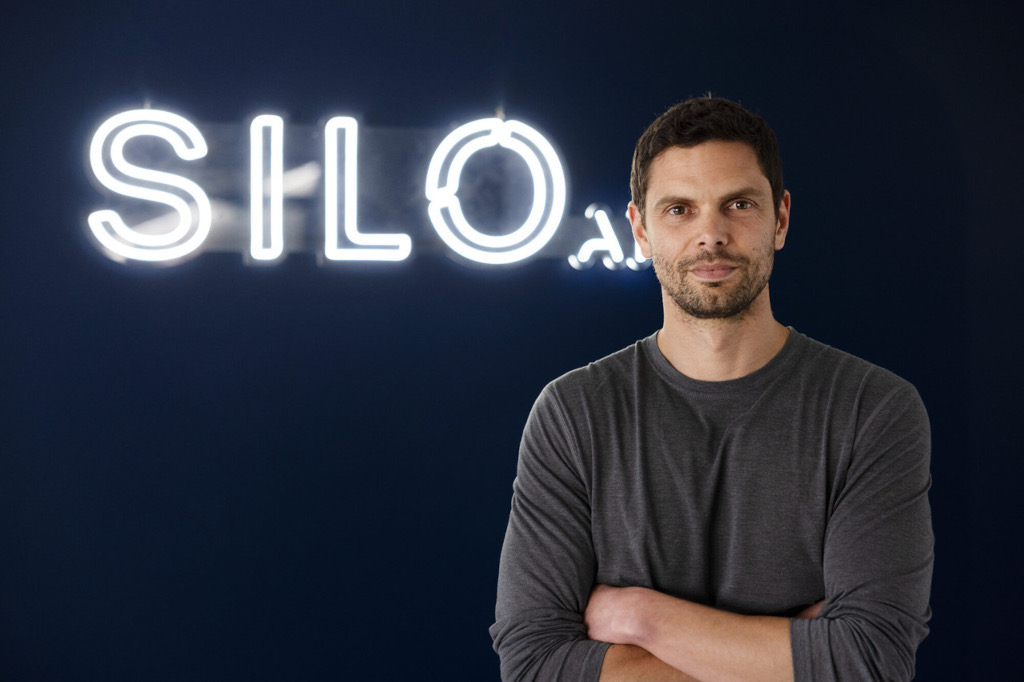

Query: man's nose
[695,211,730,248]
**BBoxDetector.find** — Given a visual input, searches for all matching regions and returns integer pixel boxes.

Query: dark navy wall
[2,1,1020,679]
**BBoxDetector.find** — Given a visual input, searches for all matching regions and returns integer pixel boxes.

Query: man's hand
[793,600,824,619]
[584,584,649,646]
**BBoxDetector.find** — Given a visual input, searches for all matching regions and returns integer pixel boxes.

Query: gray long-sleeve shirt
[490,330,933,681]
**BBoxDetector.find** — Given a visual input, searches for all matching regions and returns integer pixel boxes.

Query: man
[489,97,933,681]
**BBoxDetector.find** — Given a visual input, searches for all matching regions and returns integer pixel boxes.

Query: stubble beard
[653,243,775,320]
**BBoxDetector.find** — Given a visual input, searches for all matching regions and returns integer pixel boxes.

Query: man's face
[628,141,790,320]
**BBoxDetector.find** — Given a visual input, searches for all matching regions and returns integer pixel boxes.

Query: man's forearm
[599,644,701,681]
[638,596,793,682]
[586,586,796,682]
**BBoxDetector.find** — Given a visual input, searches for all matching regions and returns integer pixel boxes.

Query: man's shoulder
[543,334,654,398]
[788,330,925,416]
[791,331,914,386]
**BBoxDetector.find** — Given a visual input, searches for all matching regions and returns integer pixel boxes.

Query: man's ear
[774,190,791,251]
[628,202,652,259]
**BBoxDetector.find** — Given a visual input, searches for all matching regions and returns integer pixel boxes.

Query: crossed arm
[492,379,932,681]
[584,585,823,682]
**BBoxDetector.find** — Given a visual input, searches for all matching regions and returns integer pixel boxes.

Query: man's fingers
[794,600,824,619]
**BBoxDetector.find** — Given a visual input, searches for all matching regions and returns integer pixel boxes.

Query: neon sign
[86,108,648,270]
[426,118,565,265]
[88,110,213,262]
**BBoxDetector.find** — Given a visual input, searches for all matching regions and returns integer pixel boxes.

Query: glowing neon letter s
[87,109,212,263]
[323,116,412,262]
[425,118,566,265]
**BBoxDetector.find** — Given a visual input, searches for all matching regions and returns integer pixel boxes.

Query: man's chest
[586,408,834,614]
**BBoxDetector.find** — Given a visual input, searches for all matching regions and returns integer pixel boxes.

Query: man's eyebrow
[650,195,693,211]
[649,186,769,211]
[723,186,769,200]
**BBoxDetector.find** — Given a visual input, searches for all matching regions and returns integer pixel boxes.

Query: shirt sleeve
[791,382,934,681]
[490,386,610,681]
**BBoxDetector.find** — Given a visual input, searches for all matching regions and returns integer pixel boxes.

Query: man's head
[630,96,784,222]
[627,97,791,322]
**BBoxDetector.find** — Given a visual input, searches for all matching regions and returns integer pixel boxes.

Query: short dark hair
[630,96,784,219]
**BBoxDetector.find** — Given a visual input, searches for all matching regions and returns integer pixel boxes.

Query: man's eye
[668,206,689,215]
[729,200,753,210]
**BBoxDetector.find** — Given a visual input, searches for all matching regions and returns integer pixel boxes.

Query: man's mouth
[690,263,738,281]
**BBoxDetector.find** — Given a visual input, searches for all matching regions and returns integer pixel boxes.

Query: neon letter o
[425,118,566,265]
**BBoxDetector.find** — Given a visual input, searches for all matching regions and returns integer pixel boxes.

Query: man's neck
[656,290,790,382]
